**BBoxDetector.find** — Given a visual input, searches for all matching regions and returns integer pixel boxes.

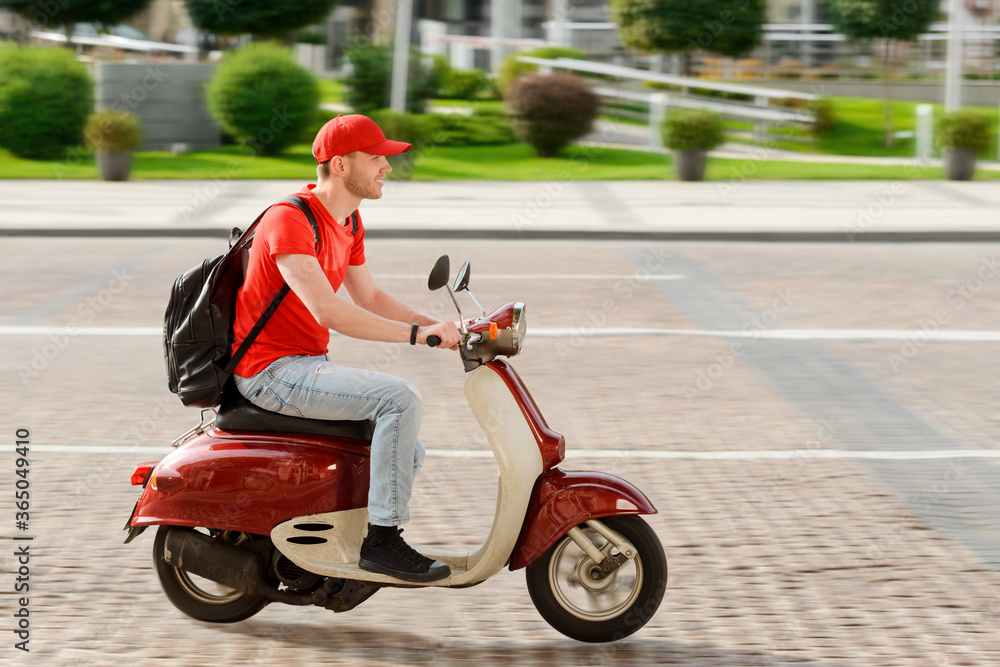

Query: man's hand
[418,321,461,350]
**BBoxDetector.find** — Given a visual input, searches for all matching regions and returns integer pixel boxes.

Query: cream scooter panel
[269,363,542,587]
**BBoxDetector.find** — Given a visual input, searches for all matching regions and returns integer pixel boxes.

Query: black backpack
[163,196,358,408]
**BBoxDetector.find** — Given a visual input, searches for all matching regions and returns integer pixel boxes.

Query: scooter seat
[216,383,375,442]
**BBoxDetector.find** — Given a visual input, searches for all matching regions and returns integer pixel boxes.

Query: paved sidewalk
[1,178,999,241]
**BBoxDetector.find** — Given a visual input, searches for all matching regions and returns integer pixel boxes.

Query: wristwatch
[410,323,419,345]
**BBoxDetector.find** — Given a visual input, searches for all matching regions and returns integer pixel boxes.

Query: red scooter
[124,256,666,643]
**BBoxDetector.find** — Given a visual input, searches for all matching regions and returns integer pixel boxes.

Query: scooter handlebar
[426,335,441,347]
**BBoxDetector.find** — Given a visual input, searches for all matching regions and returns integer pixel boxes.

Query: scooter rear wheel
[525,515,666,643]
[153,526,270,623]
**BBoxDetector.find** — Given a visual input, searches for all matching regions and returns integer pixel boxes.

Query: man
[231,114,461,583]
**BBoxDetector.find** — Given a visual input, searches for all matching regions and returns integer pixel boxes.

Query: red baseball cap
[312,114,411,164]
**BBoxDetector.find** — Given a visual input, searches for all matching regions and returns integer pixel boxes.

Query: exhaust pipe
[163,528,267,596]
[162,527,340,605]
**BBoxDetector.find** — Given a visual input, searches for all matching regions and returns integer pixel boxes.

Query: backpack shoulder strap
[230,200,279,251]
[350,210,359,235]
[282,195,322,251]
[223,283,288,375]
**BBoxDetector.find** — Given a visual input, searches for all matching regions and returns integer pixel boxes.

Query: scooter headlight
[511,302,526,352]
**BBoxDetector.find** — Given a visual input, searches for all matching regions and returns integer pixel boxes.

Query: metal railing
[516,56,821,149]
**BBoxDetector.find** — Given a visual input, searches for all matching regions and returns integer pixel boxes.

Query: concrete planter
[97,150,133,181]
[673,149,708,181]
[943,148,977,181]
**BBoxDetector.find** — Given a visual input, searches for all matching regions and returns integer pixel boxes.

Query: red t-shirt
[231,185,366,378]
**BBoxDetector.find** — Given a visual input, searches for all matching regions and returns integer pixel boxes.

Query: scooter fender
[129,429,371,536]
[508,468,657,571]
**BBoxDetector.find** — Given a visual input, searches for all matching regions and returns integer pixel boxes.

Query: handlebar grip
[427,335,441,347]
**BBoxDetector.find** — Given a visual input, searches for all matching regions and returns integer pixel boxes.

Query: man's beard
[345,168,382,199]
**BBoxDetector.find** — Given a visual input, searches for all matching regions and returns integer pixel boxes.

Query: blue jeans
[234,354,426,526]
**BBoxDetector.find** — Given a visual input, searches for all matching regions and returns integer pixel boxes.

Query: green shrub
[344,43,434,114]
[368,109,427,147]
[422,110,515,146]
[84,110,142,151]
[0,44,93,159]
[295,30,327,45]
[937,111,993,154]
[428,54,451,95]
[437,68,498,100]
[810,98,835,138]
[206,43,318,156]
[498,46,583,95]
[505,72,598,158]
[366,109,427,179]
[661,109,725,151]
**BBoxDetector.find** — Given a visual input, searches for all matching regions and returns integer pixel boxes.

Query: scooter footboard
[508,468,657,570]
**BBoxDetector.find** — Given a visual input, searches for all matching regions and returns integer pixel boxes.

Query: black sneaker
[359,525,451,583]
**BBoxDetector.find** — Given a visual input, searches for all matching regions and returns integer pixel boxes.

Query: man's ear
[329,155,349,177]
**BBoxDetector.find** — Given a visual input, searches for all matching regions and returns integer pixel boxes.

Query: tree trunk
[883,39,894,149]
[62,21,76,50]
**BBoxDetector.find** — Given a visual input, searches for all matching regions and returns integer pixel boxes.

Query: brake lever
[464,332,482,349]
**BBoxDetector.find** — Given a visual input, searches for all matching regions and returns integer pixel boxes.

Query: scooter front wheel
[153,526,270,623]
[525,515,666,643]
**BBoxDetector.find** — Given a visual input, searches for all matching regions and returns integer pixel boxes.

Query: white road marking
[371,274,688,281]
[3,325,1000,342]
[531,328,1000,342]
[0,326,160,336]
[30,444,1000,460]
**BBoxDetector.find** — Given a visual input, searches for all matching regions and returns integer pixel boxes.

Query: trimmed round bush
[661,109,725,151]
[206,43,318,156]
[0,45,93,159]
[504,72,599,158]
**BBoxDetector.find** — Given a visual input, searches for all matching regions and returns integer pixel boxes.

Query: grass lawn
[0,145,321,180]
[757,97,1000,161]
[5,142,997,181]
[317,77,345,105]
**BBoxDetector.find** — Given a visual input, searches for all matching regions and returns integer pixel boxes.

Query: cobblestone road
[1,238,999,666]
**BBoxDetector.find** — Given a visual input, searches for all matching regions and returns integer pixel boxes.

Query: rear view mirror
[453,261,471,293]
[428,255,450,291]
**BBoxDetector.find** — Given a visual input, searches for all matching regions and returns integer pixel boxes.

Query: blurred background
[0,0,998,179]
